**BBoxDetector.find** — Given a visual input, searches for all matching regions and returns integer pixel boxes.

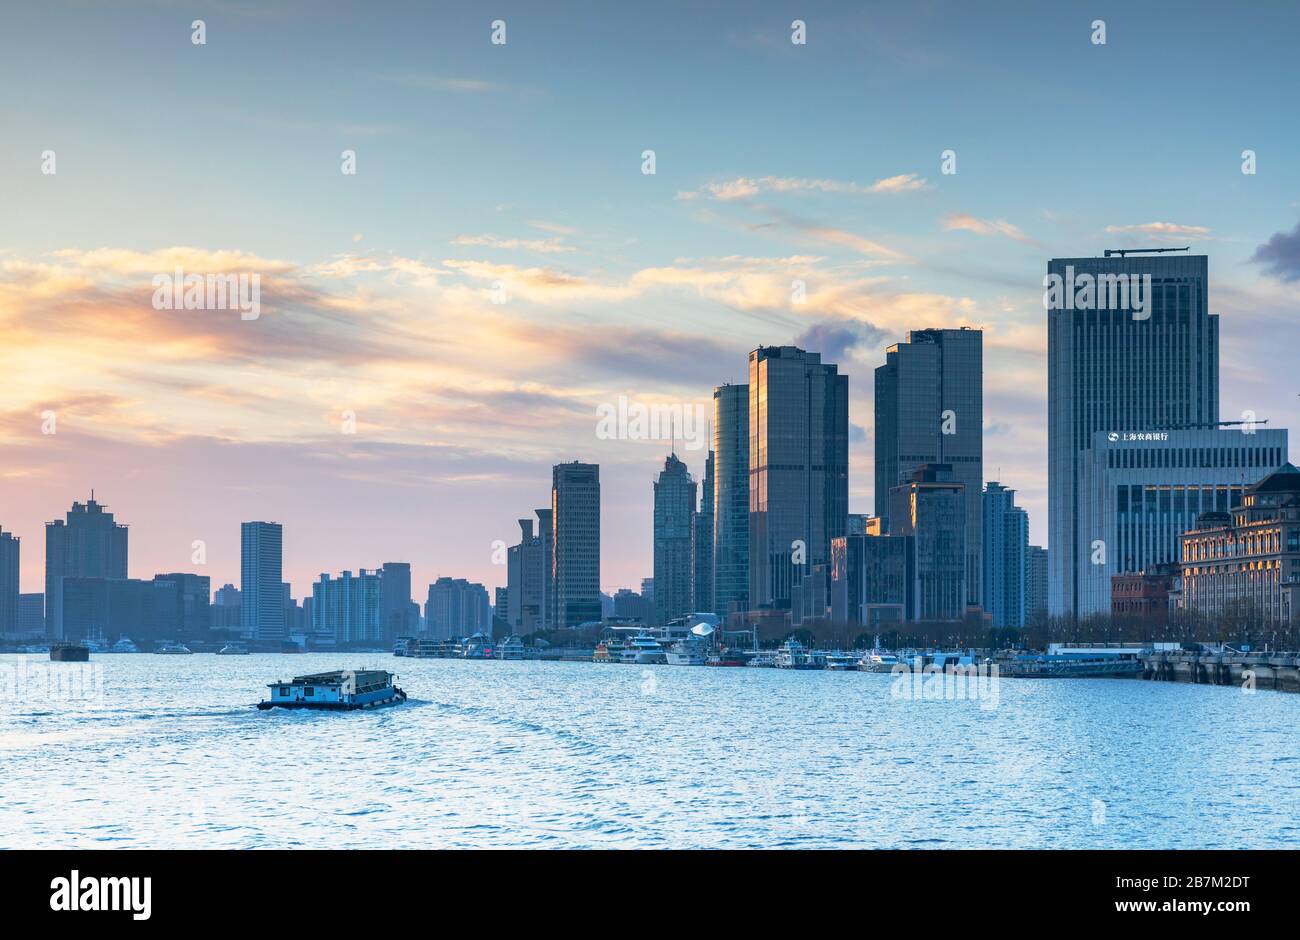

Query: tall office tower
[982,482,1029,628]
[830,532,909,629]
[653,454,696,625]
[748,346,849,610]
[0,527,18,635]
[313,569,382,644]
[874,328,983,607]
[888,464,967,622]
[507,516,547,633]
[713,383,749,617]
[424,577,491,639]
[692,449,716,615]
[378,562,413,642]
[552,462,601,628]
[1048,252,1217,616]
[240,521,285,641]
[1077,428,1287,613]
[153,572,212,640]
[1026,546,1049,622]
[536,508,554,628]
[44,494,129,635]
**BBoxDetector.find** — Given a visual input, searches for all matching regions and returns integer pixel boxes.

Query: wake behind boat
[257,670,407,711]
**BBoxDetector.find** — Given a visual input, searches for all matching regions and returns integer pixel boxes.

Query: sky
[2,0,1299,601]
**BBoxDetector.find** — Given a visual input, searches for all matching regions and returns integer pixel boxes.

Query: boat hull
[257,689,407,711]
[50,645,90,662]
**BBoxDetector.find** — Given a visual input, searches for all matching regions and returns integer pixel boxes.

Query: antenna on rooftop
[1103,247,1190,257]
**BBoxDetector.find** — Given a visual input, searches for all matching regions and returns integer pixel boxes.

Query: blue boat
[257,670,407,711]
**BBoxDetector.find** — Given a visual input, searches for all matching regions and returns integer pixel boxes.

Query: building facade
[748,346,849,610]
[693,449,715,616]
[424,577,492,639]
[653,453,696,625]
[313,569,382,644]
[240,521,285,641]
[830,533,909,629]
[552,462,601,628]
[507,514,547,634]
[713,383,749,618]
[1049,253,1218,617]
[0,526,17,635]
[888,464,967,622]
[45,495,129,635]
[982,482,1028,628]
[1180,463,1300,625]
[1026,546,1049,622]
[875,328,983,606]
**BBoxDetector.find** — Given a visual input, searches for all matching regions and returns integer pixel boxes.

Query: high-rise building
[56,576,181,643]
[45,495,129,634]
[982,482,1029,628]
[379,562,414,642]
[1077,429,1288,614]
[212,583,242,632]
[16,593,43,636]
[552,462,601,628]
[1048,252,1217,617]
[536,507,554,628]
[875,328,983,606]
[653,453,696,625]
[424,577,491,639]
[889,464,967,622]
[748,346,849,610]
[240,521,284,641]
[313,569,382,644]
[830,533,909,629]
[693,449,716,615]
[153,572,212,639]
[507,515,547,633]
[1026,546,1049,622]
[713,382,749,618]
[0,526,18,635]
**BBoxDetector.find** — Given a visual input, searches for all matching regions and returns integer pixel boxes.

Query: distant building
[875,328,983,606]
[612,588,651,624]
[153,572,212,639]
[748,346,848,609]
[640,577,654,602]
[713,382,749,618]
[1180,463,1300,625]
[1026,546,1049,622]
[982,482,1028,628]
[1112,565,1177,622]
[830,533,909,629]
[313,569,382,644]
[790,563,831,626]
[425,577,491,639]
[653,453,696,625]
[379,562,415,642]
[55,577,180,643]
[17,593,43,636]
[240,521,284,641]
[212,583,242,632]
[0,526,18,635]
[889,464,967,622]
[507,515,547,633]
[46,495,129,635]
[693,449,716,616]
[552,462,601,628]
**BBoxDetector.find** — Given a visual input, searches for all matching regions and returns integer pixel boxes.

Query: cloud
[376,73,538,97]
[679,173,930,202]
[942,213,1036,245]
[1250,221,1300,282]
[1105,221,1210,239]
[793,319,887,363]
[451,234,575,254]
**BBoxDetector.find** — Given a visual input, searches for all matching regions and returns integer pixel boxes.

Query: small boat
[592,641,615,663]
[109,637,139,653]
[858,651,901,673]
[706,650,749,666]
[824,651,858,671]
[50,642,90,662]
[258,670,407,711]
[774,638,822,670]
[155,642,193,655]
[496,636,525,660]
[217,643,250,655]
[620,632,667,665]
[665,637,708,666]
[745,653,776,667]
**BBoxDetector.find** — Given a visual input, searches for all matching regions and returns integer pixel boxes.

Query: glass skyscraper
[241,521,284,641]
[652,453,696,625]
[45,495,129,637]
[982,481,1028,628]
[552,462,600,628]
[874,328,983,607]
[1048,253,1218,616]
[748,346,848,610]
[712,383,749,618]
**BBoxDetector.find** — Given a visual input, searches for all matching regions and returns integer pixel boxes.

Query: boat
[217,643,250,655]
[459,633,492,659]
[109,637,139,653]
[665,636,708,666]
[858,651,901,673]
[824,651,858,671]
[496,636,525,660]
[592,641,616,663]
[620,632,667,665]
[998,654,1144,679]
[258,670,406,711]
[774,638,823,670]
[745,653,776,667]
[155,642,193,655]
[705,650,749,666]
[49,642,90,662]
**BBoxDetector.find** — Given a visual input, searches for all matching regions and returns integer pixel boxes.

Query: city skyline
[3,1,1300,601]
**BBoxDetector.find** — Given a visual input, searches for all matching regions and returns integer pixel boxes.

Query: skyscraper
[0,526,18,635]
[875,328,983,606]
[552,462,601,628]
[424,577,491,639]
[889,464,967,622]
[653,453,696,625]
[982,482,1029,628]
[1048,252,1217,617]
[1026,546,1049,622]
[713,383,749,618]
[45,495,129,635]
[379,562,414,642]
[748,346,849,610]
[240,521,284,642]
[693,449,715,615]
[507,514,547,633]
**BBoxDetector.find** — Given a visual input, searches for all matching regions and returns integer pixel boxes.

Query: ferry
[49,642,90,662]
[858,651,901,673]
[217,643,250,655]
[745,653,776,667]
[774,638,823,670]
[665,636,708,666]
[109,637,139,653]
[459,633,492,659]
[620,633,667,665]
[824,651,858,671]
[155,642,193,655]
[496,636,525,660]
[258,670,407,711]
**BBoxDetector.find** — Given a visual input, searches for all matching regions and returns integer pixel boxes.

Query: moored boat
[155,642,193,654]
[257,670,406,711]
[50,642,90,662]
[217,643,250,655]
[496,636,525,660]
[665,636,708,666]
[620,632,667,665]
[824,651,857,671]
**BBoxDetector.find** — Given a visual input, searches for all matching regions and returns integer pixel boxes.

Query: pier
[1140,650,1300,693]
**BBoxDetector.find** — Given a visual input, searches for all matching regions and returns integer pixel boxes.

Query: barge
[50,642,90,662]
[258,670,407,711]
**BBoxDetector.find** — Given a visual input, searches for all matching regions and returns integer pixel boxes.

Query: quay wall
[1140,651,1300,693]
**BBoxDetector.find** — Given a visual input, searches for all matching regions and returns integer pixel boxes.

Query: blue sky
[2,0,1298,599]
